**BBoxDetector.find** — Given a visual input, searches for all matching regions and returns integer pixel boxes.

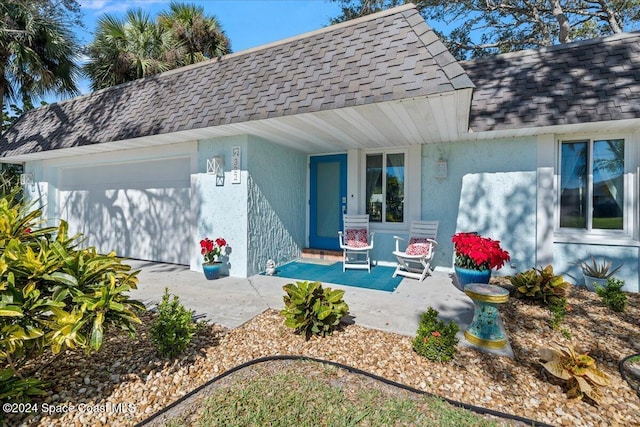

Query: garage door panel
[58,157,191,264]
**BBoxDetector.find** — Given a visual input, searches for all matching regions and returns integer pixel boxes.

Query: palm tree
[85,9,183,91]
[0,0,79,117]
[158,2,231,65]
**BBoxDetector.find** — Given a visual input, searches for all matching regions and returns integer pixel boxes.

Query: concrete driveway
[126,260,475,337]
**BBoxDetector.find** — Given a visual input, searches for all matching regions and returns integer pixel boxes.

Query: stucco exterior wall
[246,136,307,276]
[192,135,306,277]
[192,136,249,277]
[22,160,51,224]
[553,244,639,292]
[421,138,537,275]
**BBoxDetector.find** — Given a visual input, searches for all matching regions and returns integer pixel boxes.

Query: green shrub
[280,281,349,340]
[151,289,198,358]
[412,307,459,362]
[596,278,627,313]
[549,297,568,330]
[511,265,569,306]
[0,190,144,405]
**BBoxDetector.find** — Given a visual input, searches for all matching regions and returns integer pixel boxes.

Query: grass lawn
[163,360,509,427]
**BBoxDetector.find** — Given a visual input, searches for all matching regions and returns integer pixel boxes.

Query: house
[1,4,639,292]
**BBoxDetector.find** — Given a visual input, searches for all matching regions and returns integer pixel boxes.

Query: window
[365,152,405,223]
[559,138,624,230]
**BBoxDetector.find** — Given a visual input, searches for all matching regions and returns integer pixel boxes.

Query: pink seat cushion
[345,228,368,248]
[405,238,432,256]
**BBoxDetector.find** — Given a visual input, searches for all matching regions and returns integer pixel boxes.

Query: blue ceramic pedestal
[463,283,509,350]
[202,263,223,280]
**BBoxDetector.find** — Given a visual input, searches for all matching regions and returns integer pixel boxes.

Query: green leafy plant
[549,297,569,330]
[151,288,198,358]
[412,307,459,362]
[596,278,627,312]
[540,342,610,404]
[511,265,570,306]
[280,281,349,340]
[578,256,622,279]
[0,190,144,405]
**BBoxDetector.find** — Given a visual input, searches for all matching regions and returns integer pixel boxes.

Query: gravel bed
[5,284,640,427]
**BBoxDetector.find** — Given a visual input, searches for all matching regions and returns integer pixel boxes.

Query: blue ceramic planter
[454,266,491,288]
[202,262,223,280]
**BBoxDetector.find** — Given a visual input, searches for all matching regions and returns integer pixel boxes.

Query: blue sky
[71,0,342,95]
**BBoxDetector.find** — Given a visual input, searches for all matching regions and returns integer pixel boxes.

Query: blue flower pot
[202,263,223,280]
[454,266,491,289]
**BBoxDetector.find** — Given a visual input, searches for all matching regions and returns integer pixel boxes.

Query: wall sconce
[435,159,447,180]
[207,156,225,186]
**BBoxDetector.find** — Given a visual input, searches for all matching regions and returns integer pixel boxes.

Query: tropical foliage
[451,232,510,271]
[158,2,231,65]
[511,265,570,306]
[85,2,231,90]
[0,0,80,115]
[578,255,623,279]
[0,190,144,404]
[281,281,349,340]
[329,0,640,59]
[540,342,610,404]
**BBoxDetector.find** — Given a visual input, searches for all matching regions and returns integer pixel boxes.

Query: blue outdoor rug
[271,261,402,292]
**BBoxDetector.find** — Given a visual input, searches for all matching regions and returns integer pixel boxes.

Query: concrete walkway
[127,260,475,337]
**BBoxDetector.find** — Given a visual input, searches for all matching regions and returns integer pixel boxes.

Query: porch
[127,260,474,337]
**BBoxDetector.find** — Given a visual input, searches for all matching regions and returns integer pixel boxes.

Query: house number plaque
[231,146,241,184]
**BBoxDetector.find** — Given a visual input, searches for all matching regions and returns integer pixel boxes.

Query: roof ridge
[38,3,419,111]
[461,30,640,65]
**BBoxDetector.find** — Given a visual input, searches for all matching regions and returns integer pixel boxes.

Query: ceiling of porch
[4,91,472,162]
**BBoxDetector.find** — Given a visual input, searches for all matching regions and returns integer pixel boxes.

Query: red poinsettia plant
[452,232,510,271]
[200,237,227,264]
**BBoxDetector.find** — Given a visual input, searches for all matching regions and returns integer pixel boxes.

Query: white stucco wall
[192,136,249,277]
[22,160,50,224]
[421,138,538,275]
[192,135,307,277]
[245,136,307,276]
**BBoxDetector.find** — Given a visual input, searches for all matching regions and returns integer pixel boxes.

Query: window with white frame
[365,152,405,223]
[559,138,625,231]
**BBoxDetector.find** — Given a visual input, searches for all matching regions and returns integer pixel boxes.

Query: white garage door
[58,156,191,265]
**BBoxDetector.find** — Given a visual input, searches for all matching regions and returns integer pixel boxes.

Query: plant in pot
[200,237,227,279]
[452,232,510,288]
[578,256,622,292]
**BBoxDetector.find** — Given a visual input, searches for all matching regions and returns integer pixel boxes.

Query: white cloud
[79,0,169,14]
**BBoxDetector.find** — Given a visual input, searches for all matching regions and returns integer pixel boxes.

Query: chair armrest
[338,231,345,248]
[393,235,405,252]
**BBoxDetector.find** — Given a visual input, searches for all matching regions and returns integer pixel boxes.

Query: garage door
[58,156,191,265]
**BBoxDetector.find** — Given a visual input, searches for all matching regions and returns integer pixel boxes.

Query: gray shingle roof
[462,32,640,132]
[0,4,472,158]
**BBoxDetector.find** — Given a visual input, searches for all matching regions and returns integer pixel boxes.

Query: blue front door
[309,154,347,250]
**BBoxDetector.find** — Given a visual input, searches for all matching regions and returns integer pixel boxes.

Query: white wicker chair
[392,221,438,281]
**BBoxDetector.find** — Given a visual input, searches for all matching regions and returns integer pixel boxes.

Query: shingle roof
[462,32,640,132]
[0,4,472,158]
